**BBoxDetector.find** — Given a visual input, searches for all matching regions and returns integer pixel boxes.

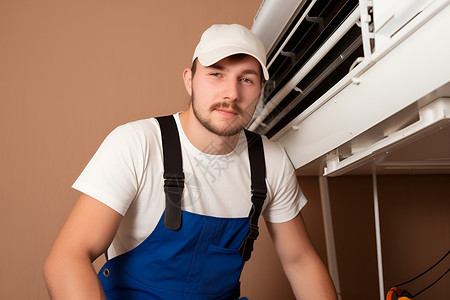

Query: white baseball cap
[192,24,269,80]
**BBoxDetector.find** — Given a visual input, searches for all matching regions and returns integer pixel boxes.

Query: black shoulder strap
[155,115,184,231]
[239,130,267,261]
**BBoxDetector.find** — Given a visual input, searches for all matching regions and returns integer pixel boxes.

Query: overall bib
[98,115,267,299]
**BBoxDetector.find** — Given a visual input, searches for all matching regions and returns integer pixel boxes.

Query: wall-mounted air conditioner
[249,0,450,177]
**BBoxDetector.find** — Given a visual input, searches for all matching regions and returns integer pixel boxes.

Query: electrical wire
[412,267,449,298]
[394,250,449,287]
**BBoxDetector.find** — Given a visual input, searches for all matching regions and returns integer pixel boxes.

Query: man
[44,24,337,299]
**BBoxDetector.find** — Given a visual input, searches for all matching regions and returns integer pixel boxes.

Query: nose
[222,78,239,102]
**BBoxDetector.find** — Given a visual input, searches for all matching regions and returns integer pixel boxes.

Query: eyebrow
[208,63,260,77]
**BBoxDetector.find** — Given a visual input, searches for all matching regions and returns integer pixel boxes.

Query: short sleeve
[261,140,307,223]
[72,124,145,215]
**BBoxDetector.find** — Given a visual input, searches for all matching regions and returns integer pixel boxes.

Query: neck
[179,109,240,155]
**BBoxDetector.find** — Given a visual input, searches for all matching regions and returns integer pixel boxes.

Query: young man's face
[184,55,263,137]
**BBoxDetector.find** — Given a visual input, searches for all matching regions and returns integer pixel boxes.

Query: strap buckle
[163,172,184,231]
[247,223,260,240]
[239,222,260,261]
[251,185,266,200]
[164,172,184,189]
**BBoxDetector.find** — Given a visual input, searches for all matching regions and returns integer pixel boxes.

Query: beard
[191,91,250,137]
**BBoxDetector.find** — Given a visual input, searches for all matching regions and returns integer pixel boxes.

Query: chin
[210,122,244,137]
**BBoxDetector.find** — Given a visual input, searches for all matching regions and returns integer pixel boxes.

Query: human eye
[209,72,221,77]
[241,77,254,84]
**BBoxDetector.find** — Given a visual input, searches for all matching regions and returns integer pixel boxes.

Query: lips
[215,108,237,117]
[216,108,236,114]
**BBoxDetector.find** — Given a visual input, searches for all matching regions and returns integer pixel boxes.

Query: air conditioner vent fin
[261,22,363,138]
[263,0,359,107]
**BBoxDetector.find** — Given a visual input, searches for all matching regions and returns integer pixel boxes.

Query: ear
[183,68,193,96]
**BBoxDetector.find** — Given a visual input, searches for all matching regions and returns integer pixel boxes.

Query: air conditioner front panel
[250,0,450,176]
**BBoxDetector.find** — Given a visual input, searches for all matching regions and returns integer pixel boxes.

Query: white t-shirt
[73,113,306,259]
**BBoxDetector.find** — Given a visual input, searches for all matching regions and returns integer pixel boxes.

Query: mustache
[209,102,243,114]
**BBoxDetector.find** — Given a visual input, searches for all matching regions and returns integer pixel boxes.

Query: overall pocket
[199,244,245,294]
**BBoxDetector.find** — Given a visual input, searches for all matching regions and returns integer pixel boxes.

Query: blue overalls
[98,115,267,299]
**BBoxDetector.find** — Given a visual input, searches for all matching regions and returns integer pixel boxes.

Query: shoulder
[90,118,163,165]
[242,131,293,174]
[260,134,298,192]
[258,135,306,223]
[260,135,291,165]
[261,135,283,152]
[107,118,161,148]
[122,117,160,139]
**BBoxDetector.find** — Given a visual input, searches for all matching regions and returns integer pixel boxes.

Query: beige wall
[2,1,449,300]
[0,1,284,299]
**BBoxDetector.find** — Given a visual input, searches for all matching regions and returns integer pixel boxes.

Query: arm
[43,193,122,300]
[266,213,337,300]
